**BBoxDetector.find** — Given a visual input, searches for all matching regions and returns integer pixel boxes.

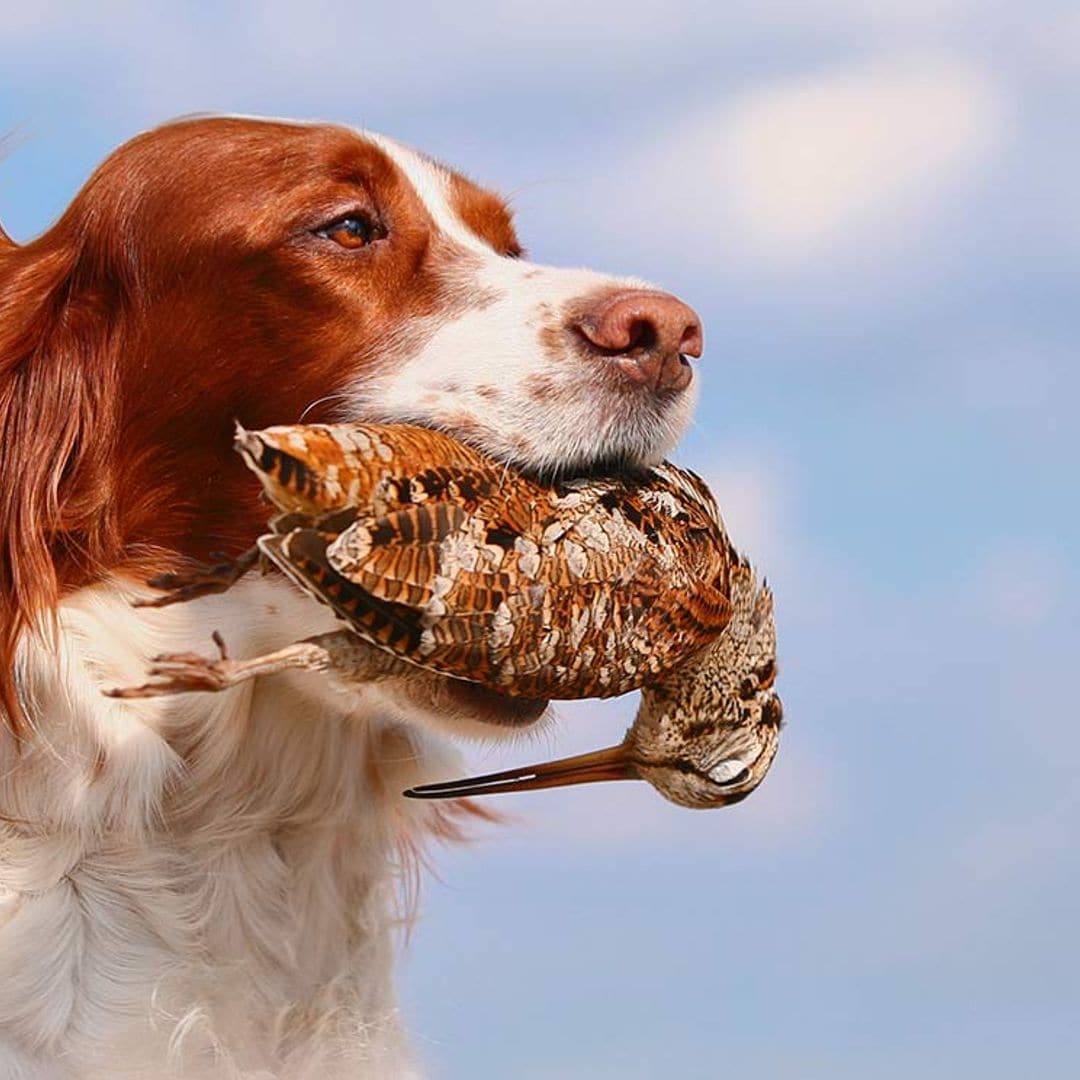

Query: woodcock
[110,422,783,809]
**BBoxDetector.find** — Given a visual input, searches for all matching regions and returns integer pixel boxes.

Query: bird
[110,421,782,808]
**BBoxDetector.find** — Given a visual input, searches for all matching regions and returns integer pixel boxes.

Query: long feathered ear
[0,225,122,736]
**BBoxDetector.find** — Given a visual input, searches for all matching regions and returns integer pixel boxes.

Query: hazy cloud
[609,55,1007,272]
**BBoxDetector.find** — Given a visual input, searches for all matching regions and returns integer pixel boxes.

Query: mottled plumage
[235,422,735,699]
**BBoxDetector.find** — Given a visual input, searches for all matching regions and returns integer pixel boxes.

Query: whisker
[300,392,351,422]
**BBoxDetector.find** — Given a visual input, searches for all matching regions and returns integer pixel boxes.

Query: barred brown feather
[238,422,733,699]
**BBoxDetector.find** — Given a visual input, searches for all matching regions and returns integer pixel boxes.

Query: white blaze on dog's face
[349,134,703,476]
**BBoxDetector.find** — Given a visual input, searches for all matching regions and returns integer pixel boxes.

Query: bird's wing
[257,530,430,658]
[261,525,541,688]
[326,502,497,605]
[246,425,736,700]
[236,421,501,518]
[315,482,733,698]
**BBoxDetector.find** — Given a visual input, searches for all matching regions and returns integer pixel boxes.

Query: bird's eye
[707,758,751,787]
[315,213,385,250]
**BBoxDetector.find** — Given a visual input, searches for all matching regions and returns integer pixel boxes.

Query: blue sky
[3,3,1078,1077]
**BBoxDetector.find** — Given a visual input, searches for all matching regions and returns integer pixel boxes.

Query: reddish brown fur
[446,173,523,258]
[0,117,511,734]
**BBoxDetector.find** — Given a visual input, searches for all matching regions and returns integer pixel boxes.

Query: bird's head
[626,566,782,808]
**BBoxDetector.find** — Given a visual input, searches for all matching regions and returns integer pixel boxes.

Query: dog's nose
[574,290,703,393]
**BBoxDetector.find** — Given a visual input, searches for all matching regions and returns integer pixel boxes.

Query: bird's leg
[134,546,261,609]
[103,630,411,699]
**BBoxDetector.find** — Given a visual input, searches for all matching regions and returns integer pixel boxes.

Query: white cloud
[613,55,1008,270]
[697,449,862,641]
[700,456,788,577]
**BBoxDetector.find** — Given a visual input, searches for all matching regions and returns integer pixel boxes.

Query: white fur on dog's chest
[0,576,452,1078]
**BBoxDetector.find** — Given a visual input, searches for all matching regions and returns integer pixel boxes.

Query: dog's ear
[0,224,123,735]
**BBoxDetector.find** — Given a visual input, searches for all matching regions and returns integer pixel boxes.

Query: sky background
[3,3,1078,1077]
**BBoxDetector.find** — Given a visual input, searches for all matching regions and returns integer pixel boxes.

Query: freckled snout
[573,290,703,393]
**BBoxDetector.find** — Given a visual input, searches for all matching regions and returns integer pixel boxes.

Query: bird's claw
[134,550,259,609]
[104,633,238,698]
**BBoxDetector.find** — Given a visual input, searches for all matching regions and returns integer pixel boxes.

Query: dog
[0,116,702,1078]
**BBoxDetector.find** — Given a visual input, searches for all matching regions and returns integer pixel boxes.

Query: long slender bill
[403,742,639,799]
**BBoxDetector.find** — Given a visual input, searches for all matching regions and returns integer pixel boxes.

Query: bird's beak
[403,742,638,800]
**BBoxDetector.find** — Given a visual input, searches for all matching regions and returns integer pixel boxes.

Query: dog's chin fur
[0,116,698,1078]
[354,373,697,488]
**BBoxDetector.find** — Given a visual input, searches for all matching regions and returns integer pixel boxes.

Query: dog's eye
[315,213,385,250]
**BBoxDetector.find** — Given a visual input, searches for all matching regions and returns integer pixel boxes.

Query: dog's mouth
[360,414,663,487]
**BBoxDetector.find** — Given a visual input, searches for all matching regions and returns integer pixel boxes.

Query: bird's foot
[104,632,245,697]
[134,547,260,609]
[104,634,335,699]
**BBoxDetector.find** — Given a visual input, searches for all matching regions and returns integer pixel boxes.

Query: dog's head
[0,116,703,729]
[88,117,702,471]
